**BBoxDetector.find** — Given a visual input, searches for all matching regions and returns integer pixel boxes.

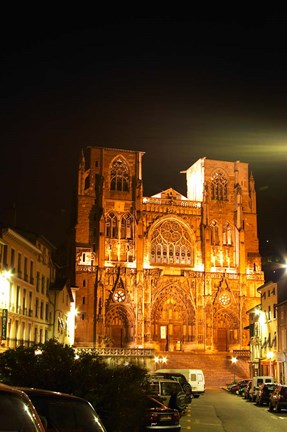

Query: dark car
[142,396,181,431]
[151,372,193,403]
[256,383,277,406]
[243,380,252,400]
[229,379,250,395]
[269,384,287,413]
[19,387,107,431]
[0,383,45,432]
[149,378,188,413]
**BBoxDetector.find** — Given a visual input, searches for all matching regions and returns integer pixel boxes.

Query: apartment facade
[0,227,74,351]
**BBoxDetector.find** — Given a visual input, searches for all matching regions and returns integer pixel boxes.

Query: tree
[0,340,150,432]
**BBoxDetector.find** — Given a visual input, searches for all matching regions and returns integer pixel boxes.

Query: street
[180,388,287,432]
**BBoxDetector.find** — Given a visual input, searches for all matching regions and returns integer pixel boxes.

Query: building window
[211,170,228,201]
[30,261,34,284]
[23,289,26,315]
[105,212,118,238]
[11,248,15,270]
[120,213,133,239]
[16,286,20,313]
[17,253,22,277]
[41,276,45,294]
[35,298,39,318]
[110,156,129,192]
[150,219,193,265]
[3,245,8,266]
[36,272,40,292]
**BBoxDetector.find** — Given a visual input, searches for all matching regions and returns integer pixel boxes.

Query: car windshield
[27,395,106,432]
[0,391,41,432]
[162,382,181,395]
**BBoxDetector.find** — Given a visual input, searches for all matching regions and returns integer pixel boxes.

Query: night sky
[1,13,287,260]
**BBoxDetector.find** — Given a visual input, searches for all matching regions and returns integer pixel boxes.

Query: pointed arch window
[110,157,130,192]
[211,171,228,201]
[120,214,133,239]
[105,212,118,238]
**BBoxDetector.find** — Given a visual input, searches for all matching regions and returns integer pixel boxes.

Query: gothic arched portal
[213,309,240,351]
[105,305,134,347]
[151,285,196,351]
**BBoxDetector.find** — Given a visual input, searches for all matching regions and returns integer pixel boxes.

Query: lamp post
[267,351,274,376]
[154,355,167,371]
[231,356,237,383]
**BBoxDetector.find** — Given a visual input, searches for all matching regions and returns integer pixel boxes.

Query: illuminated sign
[1,309,8,340]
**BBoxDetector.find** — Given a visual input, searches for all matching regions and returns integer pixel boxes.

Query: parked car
[156,368,205,398]
[149,377,188,413]
[151,371,193,403]
[269,384,287,413]
[243,380,252,400]
[248,376,274,402]
[256,383,277,406]
[0,383,45,432]
[141,396,181,431]
[19,387,107,431]
[228,379,250,395]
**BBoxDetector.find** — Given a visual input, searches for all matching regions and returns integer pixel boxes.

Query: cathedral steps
[155,351,250,387]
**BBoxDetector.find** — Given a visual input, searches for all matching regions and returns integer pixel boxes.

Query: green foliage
[0,340,150,432]
[0,345,38,386]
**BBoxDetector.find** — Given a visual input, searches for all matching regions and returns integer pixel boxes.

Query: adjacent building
[74,147,264,352]
[248,278,287,383]
[0,227,76,351]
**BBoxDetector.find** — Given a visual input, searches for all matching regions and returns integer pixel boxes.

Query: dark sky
[1,13,287,258]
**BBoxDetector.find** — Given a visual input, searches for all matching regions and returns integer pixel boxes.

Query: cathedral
[74,146,264,353]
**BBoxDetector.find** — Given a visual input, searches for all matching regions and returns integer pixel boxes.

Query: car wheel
[175,391,187,412]
[183,382,192,395]
[269,402,274,412]
[275,403,281,413]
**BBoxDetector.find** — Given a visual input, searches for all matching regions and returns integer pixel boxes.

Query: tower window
[110,157,129,192]
[211,171,228,201]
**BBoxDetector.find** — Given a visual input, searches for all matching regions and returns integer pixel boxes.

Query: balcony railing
[75,347,155,357]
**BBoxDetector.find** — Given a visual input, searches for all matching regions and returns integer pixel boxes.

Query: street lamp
[267,351,274,376]
[154,355,167,370]
[231,357,237,383]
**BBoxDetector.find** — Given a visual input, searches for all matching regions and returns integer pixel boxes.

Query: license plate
[160,415,172,421]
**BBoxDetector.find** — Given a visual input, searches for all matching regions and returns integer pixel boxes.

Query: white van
[156,368,205,398]
[248,375,274,402]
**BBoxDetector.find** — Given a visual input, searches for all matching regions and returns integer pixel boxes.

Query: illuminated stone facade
[74,147,264,352]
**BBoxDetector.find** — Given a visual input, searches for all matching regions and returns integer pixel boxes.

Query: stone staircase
[155,351,250,387]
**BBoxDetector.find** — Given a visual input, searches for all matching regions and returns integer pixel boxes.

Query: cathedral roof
[151,188,188,200]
